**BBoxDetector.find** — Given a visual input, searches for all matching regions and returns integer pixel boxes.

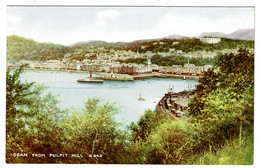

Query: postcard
[3,1,256,166]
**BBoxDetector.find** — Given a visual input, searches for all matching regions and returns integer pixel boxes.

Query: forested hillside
[7,35,254,64]
[7,35,67,62]
[124,38,254,53]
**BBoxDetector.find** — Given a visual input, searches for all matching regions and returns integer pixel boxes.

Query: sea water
[20,70,198,127]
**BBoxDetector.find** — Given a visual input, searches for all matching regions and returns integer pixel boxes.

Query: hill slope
[198,29,254,40]
[7,35,67,62]
[227,29,255,40]
[164,29,255,41]
[187,133,253,165]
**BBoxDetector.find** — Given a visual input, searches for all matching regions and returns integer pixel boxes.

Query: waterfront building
[158,66,168,73]
[183,63,196,75]
[171,65,182,74]
[150,64,159,72]
[136,65,152,74]
[110,65,122,74]
[121,65,137,75]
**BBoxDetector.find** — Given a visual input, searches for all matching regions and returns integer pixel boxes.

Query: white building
[200,37,221,44]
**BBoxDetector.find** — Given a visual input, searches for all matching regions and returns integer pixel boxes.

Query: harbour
[20,70,198,127]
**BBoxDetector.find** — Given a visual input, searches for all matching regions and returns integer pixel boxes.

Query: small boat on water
[183,76,186,80]
[138,93,145,101]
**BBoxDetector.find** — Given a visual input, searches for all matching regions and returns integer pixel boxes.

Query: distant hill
[69,29,254,48]
[198,32,227,38]
[227,29,255,41]
[163,34,187,39]
[70,40,130,48]
[71,40,108,47]
[70,39,165,47]
[198,29,254,40]
[7,35,67,62]
[163,29,254,41]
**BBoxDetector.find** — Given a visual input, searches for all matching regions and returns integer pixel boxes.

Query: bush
[187,133,253,165]
[145,120,196,164]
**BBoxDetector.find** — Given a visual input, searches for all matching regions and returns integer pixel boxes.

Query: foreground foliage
[6,69,125,163]
[187,133,253,165]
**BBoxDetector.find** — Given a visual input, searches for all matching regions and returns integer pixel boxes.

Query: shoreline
[13,68,201,80]
[131,73,201,80]
[22,68,89,74]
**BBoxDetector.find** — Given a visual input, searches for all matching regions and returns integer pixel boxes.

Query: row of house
[110,64,153,75]
[108,63,212,75]
[9,61,212,77]
[8,58,212,76]
[154,64,212,76]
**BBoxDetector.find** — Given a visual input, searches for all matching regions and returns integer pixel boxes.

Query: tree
[128,109,165,142]
[187,48,254,153]
[6,67,66,163]
[6,67,35,138]
[60,98,126,164]
[144,120,195,164]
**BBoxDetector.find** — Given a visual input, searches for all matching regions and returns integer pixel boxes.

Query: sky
[7,6,255,46]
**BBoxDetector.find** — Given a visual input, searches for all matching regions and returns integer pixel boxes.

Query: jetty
[95,76,134,81]
[77,71,104,83]
[131,73,200,80]
[77,78,103,83]
[95,72,134,81]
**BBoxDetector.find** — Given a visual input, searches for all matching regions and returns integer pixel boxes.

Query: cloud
[96,10,119,27]
[151,8,254,37]
[7,14,22,27]
[6,7,254,45]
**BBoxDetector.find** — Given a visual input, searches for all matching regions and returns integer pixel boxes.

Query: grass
[187,133,254,165]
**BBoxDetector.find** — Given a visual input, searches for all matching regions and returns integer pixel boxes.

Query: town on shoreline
[8,35,254,82]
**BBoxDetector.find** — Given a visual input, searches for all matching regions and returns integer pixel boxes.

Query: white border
[0,0,258,168]
[2,0,256,7]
